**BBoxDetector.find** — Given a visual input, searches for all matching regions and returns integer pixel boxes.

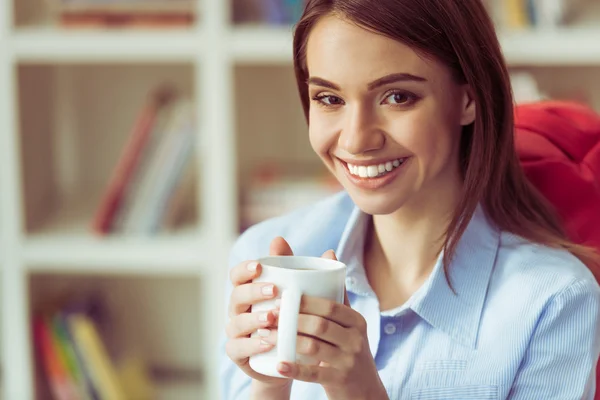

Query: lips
[339,157,410,190]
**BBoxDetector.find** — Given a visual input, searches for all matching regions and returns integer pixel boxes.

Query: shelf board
[24,231,212,274]
[11,26,202,63]
[229,25,600,66]
[500,28,600,66]
[7,24,600,66]
[230,25,294,64]
[22,195,213,274]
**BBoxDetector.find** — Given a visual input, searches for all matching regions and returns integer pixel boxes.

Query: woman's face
[306,15,476,216]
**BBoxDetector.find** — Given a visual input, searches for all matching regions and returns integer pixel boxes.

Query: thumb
[269,236,294,256]
[321,249,337,260]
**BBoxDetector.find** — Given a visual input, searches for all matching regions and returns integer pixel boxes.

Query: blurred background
[0,0,598,399]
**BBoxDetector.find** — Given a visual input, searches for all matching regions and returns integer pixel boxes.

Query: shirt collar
[335,204,501,349]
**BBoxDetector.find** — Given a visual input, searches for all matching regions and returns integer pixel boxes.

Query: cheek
[388,107,458,166]
[308,112,338,157]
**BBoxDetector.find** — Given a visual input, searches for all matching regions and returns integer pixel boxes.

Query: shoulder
[492,232,600,302]
[228,191,355,266]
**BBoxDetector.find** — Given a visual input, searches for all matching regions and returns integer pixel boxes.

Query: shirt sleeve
[507,278,600,400]
[219,237,254,400]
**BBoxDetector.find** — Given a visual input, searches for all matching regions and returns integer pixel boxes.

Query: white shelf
[8,25,600,66]
[230,25,600,66]
[24,232,211,273]
[230,25,294,63]
[11,26,202,62]
[500,28,600,66]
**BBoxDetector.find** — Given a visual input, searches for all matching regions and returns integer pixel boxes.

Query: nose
[338,103,385,155]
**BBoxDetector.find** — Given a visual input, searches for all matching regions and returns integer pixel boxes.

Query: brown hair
[292,0,599,280]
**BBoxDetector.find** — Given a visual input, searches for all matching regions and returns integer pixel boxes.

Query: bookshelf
[0,0,599,399]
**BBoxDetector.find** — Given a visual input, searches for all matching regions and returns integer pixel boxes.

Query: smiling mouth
[345,158,408,179]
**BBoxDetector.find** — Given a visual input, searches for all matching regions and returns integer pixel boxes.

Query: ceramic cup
[249,255,346,378]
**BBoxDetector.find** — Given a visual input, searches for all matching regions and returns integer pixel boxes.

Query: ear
[460,85,476,126]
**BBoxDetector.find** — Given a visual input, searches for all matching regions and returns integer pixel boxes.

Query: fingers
[321,249,337,260]
[225,337,274,366]
[270,237,294,256]
[299,296,362,330]
[260,330,346,366]
[277,361,341,384]
[229,260,262,287]
[229,282,278,317]
[226,310,277,338]
[295,313,357,351]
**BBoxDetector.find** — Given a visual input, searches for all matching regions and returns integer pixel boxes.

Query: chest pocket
[410,384,499,400]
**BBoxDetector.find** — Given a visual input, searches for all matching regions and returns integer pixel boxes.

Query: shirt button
[384,323,397,335]
[346,276,357,286]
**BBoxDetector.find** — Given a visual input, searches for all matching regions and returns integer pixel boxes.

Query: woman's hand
[224,237,294,396]
[265,251,388,400]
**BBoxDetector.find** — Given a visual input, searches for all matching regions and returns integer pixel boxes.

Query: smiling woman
[221,1,600,400]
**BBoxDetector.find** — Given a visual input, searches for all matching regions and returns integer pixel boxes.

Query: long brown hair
[293,0,599,279]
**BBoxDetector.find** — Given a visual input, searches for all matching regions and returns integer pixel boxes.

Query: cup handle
[277,287,302,363]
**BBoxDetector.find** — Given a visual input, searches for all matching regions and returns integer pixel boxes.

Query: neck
[365,184,461,284]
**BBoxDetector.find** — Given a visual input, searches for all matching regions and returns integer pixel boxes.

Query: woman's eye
[313,95,344,107]
[383,91,416,106]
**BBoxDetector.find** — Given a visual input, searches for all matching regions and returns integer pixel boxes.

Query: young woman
[221,1,600,399]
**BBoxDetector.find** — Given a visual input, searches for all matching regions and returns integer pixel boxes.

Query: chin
[345,188,406,215]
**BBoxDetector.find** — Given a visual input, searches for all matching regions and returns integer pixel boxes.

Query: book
[53,314,99,400]
[120,99,194,235]
[66,314,127,400]
[111,95,177,233]
[91,86,174,235]
[59,12,194,28]
[32,316,80,400]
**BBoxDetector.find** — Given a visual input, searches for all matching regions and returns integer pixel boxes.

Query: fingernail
[278,362,291,373]
[257,328,270,337]
[260,339,272,348]
[262,285,274,296]
[247,262,258,272]
[272,308,279,317]
[275,298,281,307]
[258,312,269,322]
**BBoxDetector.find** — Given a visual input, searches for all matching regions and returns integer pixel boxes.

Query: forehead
[306,15,443,85]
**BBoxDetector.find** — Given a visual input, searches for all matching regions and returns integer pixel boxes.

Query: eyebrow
[307,73,427,91]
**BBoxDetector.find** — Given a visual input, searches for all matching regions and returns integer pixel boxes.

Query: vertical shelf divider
[198,0,236,399]
[1,2,33,396]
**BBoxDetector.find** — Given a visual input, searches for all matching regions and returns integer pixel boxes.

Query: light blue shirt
[220,192,600,399]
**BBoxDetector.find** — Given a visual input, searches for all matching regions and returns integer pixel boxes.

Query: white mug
[249,255,347,378]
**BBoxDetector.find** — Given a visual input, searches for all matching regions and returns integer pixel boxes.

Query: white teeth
[367,165,379,177]
[347,158,406,179]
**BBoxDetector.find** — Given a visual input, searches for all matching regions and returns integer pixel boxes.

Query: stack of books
[33,306,154,400]
[232,0,305,25]
[91,85,197,236]
[486,0,587,29]
[47,0,196,28]
[240,163,341,231]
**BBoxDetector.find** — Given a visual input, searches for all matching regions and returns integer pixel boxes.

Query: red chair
[515,101,600,399]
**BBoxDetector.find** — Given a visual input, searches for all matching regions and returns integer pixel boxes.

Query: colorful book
[112,96,177,233]
[121,99,194,235]
[53,314,99,400]
[91,86,174,235]
[66,314,126,400]
[33,316,79,400]
[505,0,531,28]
